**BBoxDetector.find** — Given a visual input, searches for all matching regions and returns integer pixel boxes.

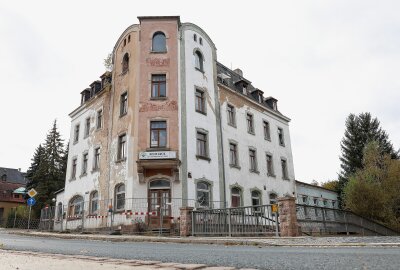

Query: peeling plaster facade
[57,16,297,228]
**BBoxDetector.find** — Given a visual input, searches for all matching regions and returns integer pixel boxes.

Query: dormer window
[1,174,6,181]
[152,32,166,52]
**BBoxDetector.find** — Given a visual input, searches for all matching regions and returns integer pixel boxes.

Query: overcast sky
[1,0,399,183]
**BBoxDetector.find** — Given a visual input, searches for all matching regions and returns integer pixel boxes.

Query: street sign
[27,197,36,206]
[27,188,38,198]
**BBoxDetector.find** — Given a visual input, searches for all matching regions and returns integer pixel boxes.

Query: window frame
[84,117,90,138]
[196,181,211,209]
[96,109,103,130]
[71,157,77,180]
[90,191,99,215]
[281,158,289,180]
[151,74,167,99]
[196,129,209,160]
[251,190,262,213]
[68,195,83,218]
[195,88,206,114]
[249,148,258,173]
[278,127,285,146]
[231,187,242,208]
[93,147,100,171]
[152,31,167,53]
[194,50,204,72]
[73,124,80,143]
[266,153,275,177]
[150,121,167,148]
[246,113,255,134]
[263,120,271,141]
[122,53,129,74]
[227,104,236,127]
[120,92,128,117]
[115,184,125,211]
[81,152,88,175]
[229,142,239,168]
[117,133,127,161]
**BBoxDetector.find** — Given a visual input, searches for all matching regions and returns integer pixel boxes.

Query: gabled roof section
[0,167,27,185]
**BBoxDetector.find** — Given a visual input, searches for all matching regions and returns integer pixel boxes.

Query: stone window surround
[73,123,80,144]
[250,187,263,206]
[246,111,255,135]
[149,72,169,100]
[89,190,99,215]
[147,117,170,151]
[116,131,127,163]
[92,145,101,172]
[226,103,237,128]
[119,91,128,117]
[262,119,271,141]
[193,47,205,73]
[96,107,104,130]
[248,146,259,174]
[229,183,244,207]
[267,190,278,204]
[84,117,91,139]
[114,182,126,212]
[194,86,207,115]
[280,156,289,180]
[70,155,78,181]
[80,150,89,177]
[149,30,169,53]
[228,139,240,169]
[265,151,276,177]
[195,127,210,162]
[194,177,213,209]
[121,52,130,75]
[277,126,285,147]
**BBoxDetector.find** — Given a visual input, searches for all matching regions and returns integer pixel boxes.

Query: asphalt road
[0,231,399,270]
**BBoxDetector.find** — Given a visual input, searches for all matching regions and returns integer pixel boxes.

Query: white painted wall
[220,97,296,207]
[182,26,221,206]
[296,181,339,208]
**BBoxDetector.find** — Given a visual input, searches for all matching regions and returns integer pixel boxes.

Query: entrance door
[148,180,171,230]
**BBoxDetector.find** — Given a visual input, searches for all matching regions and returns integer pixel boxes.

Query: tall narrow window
[251,190,261,212]
[195,89,206,114]
[266,154,274,176]
[229,143,238,166]
[122,53,129,73]
[249,149,257,172]
[118,134,127,160]
[281,158,289,180]
[246,113,254,134]
[120,92,128,116]
[196,182,211,208]
[71,158,77,179]
[263,121,271,140]
[93,147,100,170]
[231,187,241,208]
[74,124,80,143]
[151,74,166,98]
[90,191,98,214]
[227,104,236,126]
[152,32,166,52]
[115,184,125,211]
[84,118,90,137]
[82,153,88,175]
[150,121,167,148]
[196,131,208,158]
[96,109,103,129]
[278,128,285,146]
[195,51,204,71]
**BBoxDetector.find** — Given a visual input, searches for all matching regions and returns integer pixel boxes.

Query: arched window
[122,53,129,73]
[152,32,166,52]
[115,184,125,210]
[90,191,98,214]
[193,34,197,42]
[231,187,242,208]
[199,37,203,45]
[196,182,211,208]
[195,51,204,72]
[68,195,83,218]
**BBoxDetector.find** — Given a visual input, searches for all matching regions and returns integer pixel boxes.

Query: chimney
[233,68,243,77]
[18,168,21,172]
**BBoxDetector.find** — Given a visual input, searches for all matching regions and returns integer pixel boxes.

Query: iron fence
[192,204,279,236]
[296,204,398,236]
[39,197,222,235]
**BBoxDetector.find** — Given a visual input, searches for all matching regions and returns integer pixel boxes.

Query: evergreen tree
[338,112,399,206]
[26,144,45,192]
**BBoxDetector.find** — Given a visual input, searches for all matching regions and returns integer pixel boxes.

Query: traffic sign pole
[27,205,32,231]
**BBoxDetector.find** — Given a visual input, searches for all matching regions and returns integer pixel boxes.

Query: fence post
[13,207,17,228]
[60,205,64,232]
[321,209,327,235]
[191,211,195,236]
[81,201,85,233]
[27,205,32,231]
[227,208,231,237]
[275,209,279,237]
[277,197,300,237]
[179,207,194,237]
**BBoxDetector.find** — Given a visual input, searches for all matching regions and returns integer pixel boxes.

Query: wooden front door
[148,189,171,230]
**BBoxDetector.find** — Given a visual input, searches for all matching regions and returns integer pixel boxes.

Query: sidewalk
[0,249,241,270]
[5,229,400,247]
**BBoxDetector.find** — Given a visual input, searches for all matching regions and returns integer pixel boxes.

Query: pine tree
[26,144,46,191]
[338,112,399,206]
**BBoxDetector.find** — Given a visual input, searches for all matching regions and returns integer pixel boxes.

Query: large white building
[55,16,296,230]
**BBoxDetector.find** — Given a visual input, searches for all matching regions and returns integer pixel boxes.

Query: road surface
[0,230,399,269]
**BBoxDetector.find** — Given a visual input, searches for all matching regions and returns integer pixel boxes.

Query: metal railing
[192,204,279,236]
[38,197,222,235]
[296,204,399,236]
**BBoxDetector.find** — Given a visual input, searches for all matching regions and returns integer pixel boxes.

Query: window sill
[150,50,167,54]
[282,177,290,181]
[115,158,126,164]
[195,67,205,74]
[150,97,168,101]
[119,112,127,118]
[84,135,89,139]
[80,173,87,178]
[73,140,78,145]
[229,164,241,170]
[195,110,207,116]
[265,137,271,141]
[91,168,100,173]
[279,143,286,147]
[247,131,255,136]
[196,155,211,162]
[69,177,76,182]
[267,173,276,178]
[249,169,260,174]
[120,70,128,76]
[227,123,237,128]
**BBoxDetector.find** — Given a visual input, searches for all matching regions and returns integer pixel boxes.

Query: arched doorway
[148,179,171,230]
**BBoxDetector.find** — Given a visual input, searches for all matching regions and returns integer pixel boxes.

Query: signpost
[27,188,38,230]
